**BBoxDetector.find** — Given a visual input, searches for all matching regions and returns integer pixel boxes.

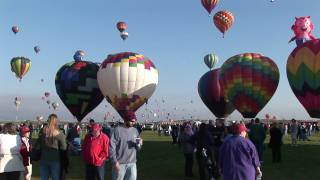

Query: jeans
[40,161,60,180]
[271,146,281,163]
[184,153,193,176]
[85,163,105,180]
[112,163,137,180]
[253,141,264,162]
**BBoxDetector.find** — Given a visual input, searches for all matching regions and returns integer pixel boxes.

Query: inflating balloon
[201,0,219,16]
[198,68,235,118]
[287,39,320,118]
[97,52,158,122]
[34,46,40,53]
[213,10,234,37]
[73,50,85,61]
[10,57,31,81]
[120,31,129,41]
[219,53,280,118]
[55,60,104,122]
[289,16,316,46]
[12,26,19,34]
[117,21,127,32]
[204,53,219,69]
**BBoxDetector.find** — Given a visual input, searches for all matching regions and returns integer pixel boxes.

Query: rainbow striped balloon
[10,57,31,80]
[219,53,279,118]
[287,39,320,118]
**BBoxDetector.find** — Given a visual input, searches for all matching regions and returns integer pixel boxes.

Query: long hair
[43,114,59,146]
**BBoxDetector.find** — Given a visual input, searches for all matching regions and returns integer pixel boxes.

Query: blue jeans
[85,163,105,180]
[40,161,60,180]
[112,163,137,180]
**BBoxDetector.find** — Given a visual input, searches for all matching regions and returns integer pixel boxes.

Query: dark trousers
[184,153,194,176]
[0,171,20,180]
[271,146,281,163]
[253,141,264,162]
[196,151,213,180]
[85,163,105,180]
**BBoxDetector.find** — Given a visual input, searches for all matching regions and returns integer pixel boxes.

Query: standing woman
[20,125,32,180]
[39,114,67,180]
[0,123,25,179]
[178,123,195,177]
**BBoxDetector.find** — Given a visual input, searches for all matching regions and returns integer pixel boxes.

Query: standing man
[291,119,298,146]
[109,112,143,180]
[82,123,109,180]
[219,123,262,180]
[268,123,283,163]
[248,118,266,162]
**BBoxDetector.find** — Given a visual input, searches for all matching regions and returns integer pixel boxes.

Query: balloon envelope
[120,31,129,40]
[213,10,234,37]
[287,39,320,118]
[219,53,280,118]
[204,53,219,69]
[12,26,19,34]
[117,21,127,32]
[97,52,158,122]
[201,0,219,15]
[55,60,104,122]
[34,46,40,53]
[10,57,31,80]
[198,68,235,118]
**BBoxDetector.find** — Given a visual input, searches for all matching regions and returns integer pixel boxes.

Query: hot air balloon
[213,10,234,37]
[201,0,219,16]
[44,92,50,98]
[73,50,85,61]
[120,31,129,41]
[97,52,159,122]
[36,116,44,122]
[219,53,280,118]
[12,26,19,34]
[265,114,270,119]
[55,59,104,122]
[204,53,219,69]
[117,21,127,32]
[34,46,40,53]
[10,57,31,81]
[52,102,59,110]
[198,68,235,118]
[287,39,320,118]
[46,100,51,105]
[14,97,22,108]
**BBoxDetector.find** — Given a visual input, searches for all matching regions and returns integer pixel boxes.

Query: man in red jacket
[82,123,109,180]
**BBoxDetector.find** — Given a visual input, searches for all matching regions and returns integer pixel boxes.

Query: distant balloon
[14,97,22,107]
[120,31,129,41]
[12,26,19,34]
[41,97,45,100]
[10,57,31,81]
[213,10,234,37]
[34,46,40,53]
[201,0,219,16]
[52,102,59,110]
[46,100,51,105]
[204,53,219,69]
[44,92,50,98]
[220,53,280,118]
[265,114,270,119]
[73,50,85,61]
[97,52,159,122]
[55,60,104,122]
[287,39,320,118]
[117,21,127,32]
[36,116,44,122]
[198,68,235,118]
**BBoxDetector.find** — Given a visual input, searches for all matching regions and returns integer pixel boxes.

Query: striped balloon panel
[287,39,320,118]
[220,53,279,118]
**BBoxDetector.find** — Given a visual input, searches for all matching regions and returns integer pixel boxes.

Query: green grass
[31,131,320,180]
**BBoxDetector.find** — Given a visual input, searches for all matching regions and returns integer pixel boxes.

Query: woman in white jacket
[0,123,25,179]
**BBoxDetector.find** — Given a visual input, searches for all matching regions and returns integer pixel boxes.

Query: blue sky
[0,0,319,122]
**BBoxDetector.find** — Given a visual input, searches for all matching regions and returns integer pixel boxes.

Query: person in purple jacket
[219,123,262,180]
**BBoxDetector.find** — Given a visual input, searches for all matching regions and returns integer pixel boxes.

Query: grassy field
[31,131,320,180]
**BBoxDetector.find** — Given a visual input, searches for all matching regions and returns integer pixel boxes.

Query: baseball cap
[234,123,247,134]
[20,125,30,135]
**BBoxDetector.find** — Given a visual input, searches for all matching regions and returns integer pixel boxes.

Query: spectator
[82,123,109,180]
[219,123,262,180]
[178,123,195,177]
[248,118,266,162]
[20,125,32,180]
[269,123,283,163]
[0,123,25,180]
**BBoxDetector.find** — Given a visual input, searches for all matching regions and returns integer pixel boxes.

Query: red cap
[20,126,30,135]
[91,123,101,132]
[234,123,247,134]
[120,110,137,122]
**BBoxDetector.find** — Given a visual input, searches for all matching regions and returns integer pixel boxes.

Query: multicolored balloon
[55,60,104,122]
[73,50,85,61]
[201,0,219,16]
[34,46,40,53]
[117,21,127,33]
[97,52,159,122]
[12,26,19,34]
[289,16,316,47]
[10,57,31,80]
[287,39,320,118]
[213,10,234,37]
[120,31,129,41]
[219,53,279,118]
[198,68,235,118]
[204,53,219,69]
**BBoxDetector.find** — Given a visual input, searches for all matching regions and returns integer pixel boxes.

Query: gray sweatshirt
[109,126,141,164]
